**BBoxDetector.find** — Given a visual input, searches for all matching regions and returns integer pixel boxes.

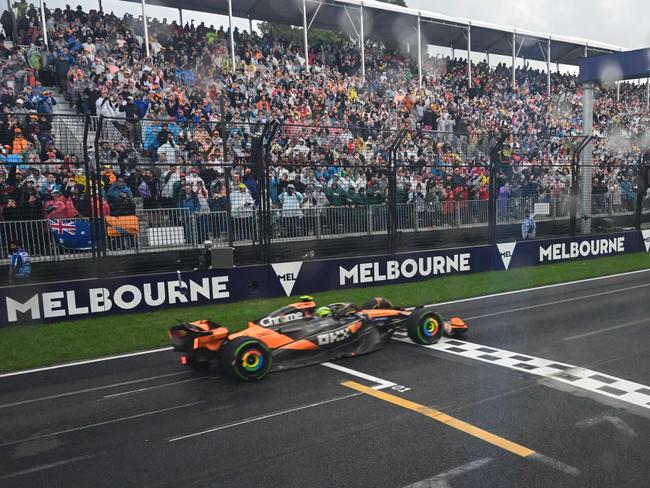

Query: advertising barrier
[2,230,649,326]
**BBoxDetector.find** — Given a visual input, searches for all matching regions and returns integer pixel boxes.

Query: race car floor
[2,270,650,487]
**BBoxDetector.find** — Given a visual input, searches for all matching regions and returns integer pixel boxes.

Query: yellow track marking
[341,380,535,457]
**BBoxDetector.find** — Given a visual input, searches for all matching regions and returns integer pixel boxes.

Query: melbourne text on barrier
[538,237,624,262]
[6,277,230,322]
[339,254,471,285]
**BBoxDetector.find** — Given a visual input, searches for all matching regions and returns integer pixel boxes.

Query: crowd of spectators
[0,3,648,233]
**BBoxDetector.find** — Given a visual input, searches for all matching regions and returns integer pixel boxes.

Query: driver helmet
[315,306,333,318]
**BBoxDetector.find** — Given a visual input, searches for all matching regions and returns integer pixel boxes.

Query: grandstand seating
[0,4,648,264]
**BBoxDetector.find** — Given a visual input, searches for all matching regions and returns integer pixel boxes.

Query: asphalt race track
[2,270,650,487]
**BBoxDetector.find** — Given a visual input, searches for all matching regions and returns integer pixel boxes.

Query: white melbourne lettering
[4,276,231,323]
[113,285,143,310]
[539,237,625,262]
[339,253,471,285]
[42,292,66,318]
[6,295,41,322]
[66,290,89,315]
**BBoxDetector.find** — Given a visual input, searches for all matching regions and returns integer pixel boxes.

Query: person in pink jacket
[43,189,80,219]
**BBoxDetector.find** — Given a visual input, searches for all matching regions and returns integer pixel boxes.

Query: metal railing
[3,194,646,264]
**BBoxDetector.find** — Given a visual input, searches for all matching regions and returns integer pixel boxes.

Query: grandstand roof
[124,0,625,65]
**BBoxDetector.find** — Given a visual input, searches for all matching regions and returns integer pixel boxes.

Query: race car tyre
[406,310,444,345]
[220,337,272,382]
[361,297,394,310]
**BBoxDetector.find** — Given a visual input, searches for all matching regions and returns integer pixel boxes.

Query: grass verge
[1,252,649,373]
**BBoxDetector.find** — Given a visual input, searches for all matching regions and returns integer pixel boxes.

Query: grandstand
[0,1,648,283]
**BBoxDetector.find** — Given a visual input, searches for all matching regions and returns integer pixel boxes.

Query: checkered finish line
[392,333,650,410]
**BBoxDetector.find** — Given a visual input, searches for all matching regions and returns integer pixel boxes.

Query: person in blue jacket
[178,184,200,212]
[8,240,31,283]
[107,177,132,208]
[521,211,536,239]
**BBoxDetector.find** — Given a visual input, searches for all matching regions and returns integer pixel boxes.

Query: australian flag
[48,219,94,251]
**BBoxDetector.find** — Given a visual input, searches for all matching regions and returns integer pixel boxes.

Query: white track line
[403,458,494,488]
[427,268,650,308]
[100,377,207,400]
[167,363,399,442]
[2,267,649,378]
[0,371,190,410]
[0,347,173,379]
[528,453,581,477]
[0,454,98,481]
[393,335,650,410]
[464,283,650,320]
[0,401,204,448]
[321,362,396,389]
[168,394,359,442]
[562,318,650,341]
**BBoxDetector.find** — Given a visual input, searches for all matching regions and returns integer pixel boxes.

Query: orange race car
[168,296,468,382]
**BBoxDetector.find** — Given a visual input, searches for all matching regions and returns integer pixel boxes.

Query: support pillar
[360,3,366,83]
[178,8,182,26]
[580,82,594,234]
[616,81,620,101]
[228,0,235,72]
[546,37,551,97]
[249,15,253,34]
[98,0,102,12]
[302,0,309,72]
[39,0,48,48]
[646,78,649,109]
[417,12,422,87]
[512,31,517,90]
[141,0,149,58]
[466,22,471,89]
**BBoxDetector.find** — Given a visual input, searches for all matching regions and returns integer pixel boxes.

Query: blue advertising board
[579,48,650,82]
[1,230,648,326]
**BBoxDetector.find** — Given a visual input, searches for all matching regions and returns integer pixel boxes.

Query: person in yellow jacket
[348,86,358,102]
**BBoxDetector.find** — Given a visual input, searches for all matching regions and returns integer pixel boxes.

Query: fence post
[388,129,406,252]
[570,136,593,236]
[190,211,199,247]
[252,132,269,263]
[413,203,419,232]
[255,121,280,263]
[224,166,234,248]
[316,209,322,239]
[82,114,100,275]
[91,116,108,271]
[488,133,508,243]
[635,152,649,230]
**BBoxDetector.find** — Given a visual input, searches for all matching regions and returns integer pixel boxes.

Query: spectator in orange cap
[11,128,29,155]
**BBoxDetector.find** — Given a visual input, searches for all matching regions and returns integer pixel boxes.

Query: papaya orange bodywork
[361,309,406,319]
[192,326,229,351]
[347,320,364,334]
[279,339,319,350]
[229,324,295,349]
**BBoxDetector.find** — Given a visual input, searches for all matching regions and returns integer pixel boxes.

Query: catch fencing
[1,194,646,264]
[0,114,649,272]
